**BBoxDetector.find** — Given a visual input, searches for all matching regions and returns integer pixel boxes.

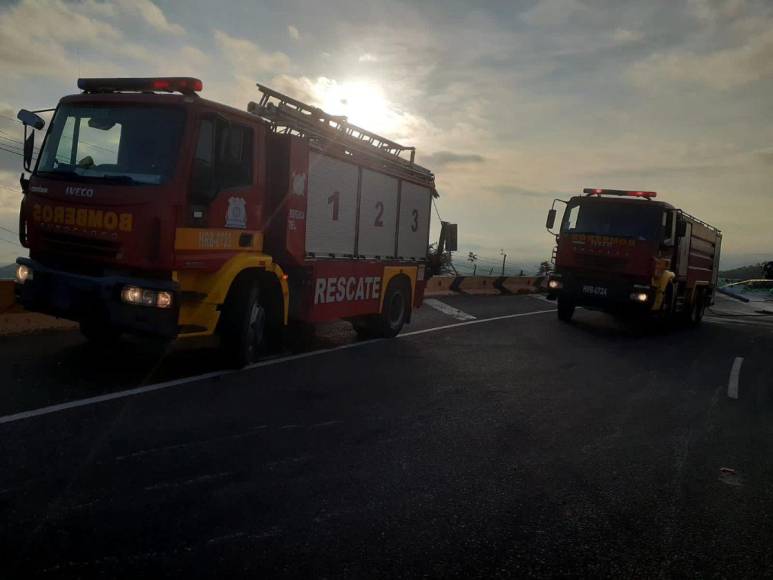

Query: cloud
[484,185,555,199]
[629,17,773,90]
[214,30,291,75]
[423,151,485,167]
[115,0,184,35]
[288,25,300,41]
[0,0,195,79]
[612,28,643,44]
[358,53,378,62]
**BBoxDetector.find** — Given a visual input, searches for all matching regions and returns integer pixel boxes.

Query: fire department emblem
[225,196,247,229]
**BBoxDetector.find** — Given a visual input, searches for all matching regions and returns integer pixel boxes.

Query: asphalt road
[1,294,773,578]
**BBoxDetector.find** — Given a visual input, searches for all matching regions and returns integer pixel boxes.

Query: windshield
[561,201,662,241]
[36,104,185,185]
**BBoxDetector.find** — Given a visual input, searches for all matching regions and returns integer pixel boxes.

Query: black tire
[688,290,706,326]
[79,318,122,343]
[219,280,265,367]
[557,297,575,322]
[376,279,410,338]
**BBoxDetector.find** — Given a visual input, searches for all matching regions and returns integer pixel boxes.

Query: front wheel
[557,297,575,322]
[219,280,265,367]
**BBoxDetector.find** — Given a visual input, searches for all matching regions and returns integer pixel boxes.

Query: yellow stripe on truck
[174,228,263,251]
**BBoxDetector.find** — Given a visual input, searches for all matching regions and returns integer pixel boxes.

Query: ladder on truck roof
[247,83,435,187]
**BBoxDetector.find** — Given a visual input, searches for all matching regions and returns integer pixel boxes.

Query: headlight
[15,264,33,284]
[156,291,173,309]
[630,292,648,302]
[121,285,142,305]
[121,285,173,309]
[548,279,562,290]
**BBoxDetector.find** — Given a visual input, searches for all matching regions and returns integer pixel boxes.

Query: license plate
[582,285,608,297]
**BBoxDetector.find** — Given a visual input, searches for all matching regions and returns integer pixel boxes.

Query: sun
[319,80,400,136]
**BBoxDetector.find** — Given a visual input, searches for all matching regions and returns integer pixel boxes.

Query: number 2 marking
[411,209,418,232]
[328,191,340,221]
[374,201,384,227]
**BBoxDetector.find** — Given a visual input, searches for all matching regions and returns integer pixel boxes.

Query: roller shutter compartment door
[306,152,358,256]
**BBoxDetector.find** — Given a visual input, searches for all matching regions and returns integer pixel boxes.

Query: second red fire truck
[545,188,721,325]
[14,78,456,365]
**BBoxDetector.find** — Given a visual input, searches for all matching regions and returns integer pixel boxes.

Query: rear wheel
[688,290,706,326]
[557,297,575,322]
[219,280,265,367]
[378,280,410,338]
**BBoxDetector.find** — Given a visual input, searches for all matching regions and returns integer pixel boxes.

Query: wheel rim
[388,291,405,327]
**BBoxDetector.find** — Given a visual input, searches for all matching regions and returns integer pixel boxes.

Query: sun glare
[319,80,400,136]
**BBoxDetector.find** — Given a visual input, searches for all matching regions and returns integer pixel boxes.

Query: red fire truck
[13,78,455,365]
[545,188,721,325]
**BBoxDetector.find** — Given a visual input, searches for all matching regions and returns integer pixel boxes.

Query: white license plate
[582,285,608,296]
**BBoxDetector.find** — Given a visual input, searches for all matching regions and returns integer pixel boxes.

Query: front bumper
[14,258,179,338]
[549,272,653,313]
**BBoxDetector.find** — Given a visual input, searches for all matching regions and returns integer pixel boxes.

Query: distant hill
[0,263,16,280]
[720,263,764,280]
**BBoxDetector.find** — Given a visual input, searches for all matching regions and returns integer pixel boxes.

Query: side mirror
[17,109,44,130]
[17,109,44,173]
[23,131,35,172]
[445,223,458,252]
[546,208,557,230]
[676,221,687,237]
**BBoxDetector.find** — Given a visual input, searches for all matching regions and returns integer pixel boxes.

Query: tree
[428,243,456,275]
[467,251,478,275]
[537,260,552,276]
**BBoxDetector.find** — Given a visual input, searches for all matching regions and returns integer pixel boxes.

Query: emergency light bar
[77,77,203,95]
[583,188,657,199]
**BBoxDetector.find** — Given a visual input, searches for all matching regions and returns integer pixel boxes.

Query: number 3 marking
[411,209,418,232]
[374,201,384,227]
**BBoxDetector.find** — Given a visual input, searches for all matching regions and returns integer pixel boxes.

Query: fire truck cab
[14,77,453,365]
[545,188,721,325]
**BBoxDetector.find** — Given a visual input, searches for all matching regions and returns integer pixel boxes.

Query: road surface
[1,294,772,577]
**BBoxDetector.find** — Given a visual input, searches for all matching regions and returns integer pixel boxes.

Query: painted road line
[705,316,773,329]
[0,308,555,426]
[423,298,477,321]
[727,357,743,400]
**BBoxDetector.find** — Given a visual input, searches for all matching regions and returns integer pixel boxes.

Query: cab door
[188,114,261,232]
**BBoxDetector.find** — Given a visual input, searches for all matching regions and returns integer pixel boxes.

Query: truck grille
[40,232,121,260]
[575,253,628,270]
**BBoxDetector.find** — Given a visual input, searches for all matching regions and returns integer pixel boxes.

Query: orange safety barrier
[423,276,456,296]
[500,277,540,295]
[457,276,501,295]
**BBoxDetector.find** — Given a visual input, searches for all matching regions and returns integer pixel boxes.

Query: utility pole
[500,249,507,276]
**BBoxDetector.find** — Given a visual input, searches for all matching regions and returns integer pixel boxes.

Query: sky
[0,0,771,272]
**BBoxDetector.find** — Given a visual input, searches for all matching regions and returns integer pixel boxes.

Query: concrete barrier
[424,276,456,296]
[457,276,501,295]
[500,276,541,295]
[423,276,545,298]
[0,280,17,314]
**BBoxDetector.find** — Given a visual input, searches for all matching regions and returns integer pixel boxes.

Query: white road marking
[401,309,555,338]
[423,298,476,321]
[727,357,743,400]
[0,308,555,426]
[705,316,773,329]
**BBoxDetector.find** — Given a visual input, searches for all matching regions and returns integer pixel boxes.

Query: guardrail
[424,276,544,297]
